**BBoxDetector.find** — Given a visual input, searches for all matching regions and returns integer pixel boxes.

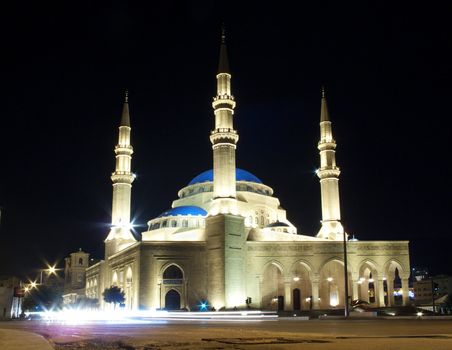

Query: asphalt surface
[2,318,452,349]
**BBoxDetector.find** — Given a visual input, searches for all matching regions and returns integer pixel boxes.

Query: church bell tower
[105,91,137,256]
[316,88,345,240]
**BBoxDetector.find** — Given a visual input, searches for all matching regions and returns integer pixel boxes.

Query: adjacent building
[0,276,22,319]
[62,249,90,304]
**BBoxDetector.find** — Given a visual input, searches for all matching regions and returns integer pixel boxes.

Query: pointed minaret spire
[320,86,330,122]
[218,24,230,74]
[121,89,130,127]
[105,93,136,256]
[316,88,344,241]
[210,23,238,213]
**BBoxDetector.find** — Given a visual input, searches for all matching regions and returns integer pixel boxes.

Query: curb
[0,328,53,350]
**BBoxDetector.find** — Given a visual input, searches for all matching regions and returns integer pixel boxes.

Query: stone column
[284,278,292,311]
[258,277,264,309]
[184,279,188,310]
[351,274,359,301]
[401,277,410,306]
[377,278,385,307]
[387,278,394,307]
[311,276,320,310]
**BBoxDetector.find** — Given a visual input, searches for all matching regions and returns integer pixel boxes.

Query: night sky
[1,2,451,279]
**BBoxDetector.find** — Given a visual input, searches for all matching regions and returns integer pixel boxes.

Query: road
[2,318,452,349]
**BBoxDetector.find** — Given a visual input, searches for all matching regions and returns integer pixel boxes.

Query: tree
[102,286,125,309]
[22,285,62,312]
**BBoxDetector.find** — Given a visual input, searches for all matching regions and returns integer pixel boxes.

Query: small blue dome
[265,221,290,228]
[188,168,263,185]
[158,206,207,218]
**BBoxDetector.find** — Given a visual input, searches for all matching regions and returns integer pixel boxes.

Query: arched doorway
[165,289,181,310]
[357,262,378,305]
[261,262,284,311]
[384,261,406,307]
[291,261,312,310]
[319,259,352,309]
[161,264,185,310]
[293,288,301,311]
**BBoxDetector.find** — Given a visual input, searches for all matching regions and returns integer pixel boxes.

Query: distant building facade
[85,35,411,312]
[414,275,452,306]
[0,276,22,319]
[63,249,90,304]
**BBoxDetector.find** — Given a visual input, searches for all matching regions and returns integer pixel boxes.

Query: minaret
[205,27,246,310]
[316,87,345,240]
[105,91,137,256]
[209,26,239,214]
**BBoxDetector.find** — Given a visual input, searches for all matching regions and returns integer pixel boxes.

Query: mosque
[85,34,410,312]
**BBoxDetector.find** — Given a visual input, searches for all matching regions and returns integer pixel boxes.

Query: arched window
[163,265,183,279]
[162,220,168,228]
[79,257,83,265]
[126,267,132,285]
[182,219,188,227]
[171,220,177,227]
[112,271,118,285]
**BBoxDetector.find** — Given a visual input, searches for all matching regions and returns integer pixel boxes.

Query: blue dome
[188,168,263,185]
[158,206,207,218]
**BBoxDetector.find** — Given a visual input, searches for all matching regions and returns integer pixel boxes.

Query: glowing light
[199,301,208,311]
[30,281,37,289]
[327,277,333,282]
[368,278,374,283]
[47,265,56,274]
[417,312,423,316]
[26,309,278,324]
[359,277,366,282]
[24,287,29,292]
[293,277,300,282]
[305,297,311,302]
[357,280,363,284]
[382,277,387,281]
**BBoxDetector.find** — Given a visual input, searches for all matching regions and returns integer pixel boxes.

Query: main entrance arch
[165,289,181,310]
[160,264,186,310]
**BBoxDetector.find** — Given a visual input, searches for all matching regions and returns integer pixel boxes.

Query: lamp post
[38,265,58,285]
[431,278,436,314]
[343,230,350,318]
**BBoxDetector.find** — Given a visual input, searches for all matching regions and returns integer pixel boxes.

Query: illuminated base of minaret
[317,220,346,241]
[208,197,238,216]
[105,227,136,256]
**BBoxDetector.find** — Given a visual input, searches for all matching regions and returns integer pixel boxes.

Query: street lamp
[343,230,350,318]
[38,264,59,284]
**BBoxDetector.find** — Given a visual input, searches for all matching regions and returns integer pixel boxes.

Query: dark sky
[0,1,451,279]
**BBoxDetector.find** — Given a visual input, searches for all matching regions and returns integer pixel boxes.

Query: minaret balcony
[316,167,341,179]
[210,129,239,145]
[111,172,135,184]
[213,93,235,101]
[212,97,236,109]
[317,141,337,151]
[115,145,134,155]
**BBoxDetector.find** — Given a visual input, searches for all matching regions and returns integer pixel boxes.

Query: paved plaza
[2,318,452,349]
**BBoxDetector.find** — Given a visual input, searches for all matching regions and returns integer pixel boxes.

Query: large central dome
[188,168,263,185]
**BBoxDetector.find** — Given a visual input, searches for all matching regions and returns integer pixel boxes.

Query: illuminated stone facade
[86,36,410,312]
